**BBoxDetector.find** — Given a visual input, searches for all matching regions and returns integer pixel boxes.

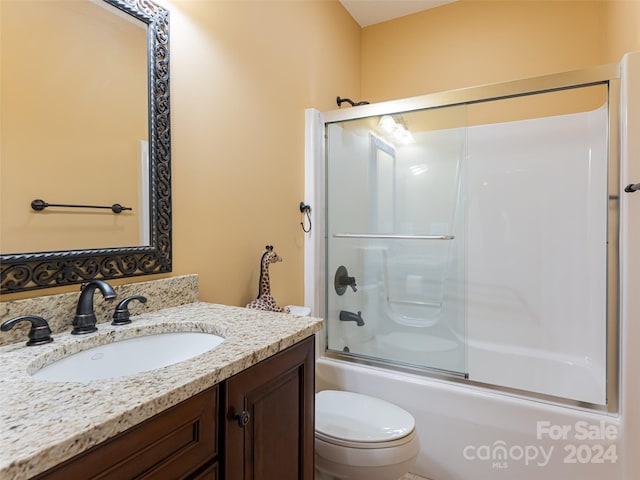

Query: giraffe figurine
[246,245,290,313]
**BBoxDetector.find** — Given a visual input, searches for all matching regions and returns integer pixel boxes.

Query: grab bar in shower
[333,233,455,240]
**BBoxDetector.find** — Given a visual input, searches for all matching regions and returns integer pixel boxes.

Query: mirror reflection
[0,0,171,294]
[0,0,149,254]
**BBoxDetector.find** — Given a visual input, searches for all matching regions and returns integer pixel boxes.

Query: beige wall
[361,0,611,103]
[4,0,639,306]
[605,0,640,62]
[167,0,360,306]
[0,0,361,303]
[361,0,640,104]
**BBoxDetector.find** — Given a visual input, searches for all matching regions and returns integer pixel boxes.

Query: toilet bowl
[315,390,419,480]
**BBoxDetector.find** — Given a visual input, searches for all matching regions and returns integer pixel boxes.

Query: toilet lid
[315,390,415,443]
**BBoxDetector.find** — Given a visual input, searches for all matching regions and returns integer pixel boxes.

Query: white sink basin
[32,332,225,382]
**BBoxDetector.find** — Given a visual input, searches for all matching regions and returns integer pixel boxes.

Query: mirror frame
[0,0,171,294]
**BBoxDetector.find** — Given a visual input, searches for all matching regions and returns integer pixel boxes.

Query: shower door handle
[333,233,454,240]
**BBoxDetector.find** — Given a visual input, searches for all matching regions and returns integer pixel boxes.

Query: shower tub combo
[304,52,640,479]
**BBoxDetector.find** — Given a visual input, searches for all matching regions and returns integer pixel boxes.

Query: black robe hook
[625,182,639,193]
[300,202,312,233]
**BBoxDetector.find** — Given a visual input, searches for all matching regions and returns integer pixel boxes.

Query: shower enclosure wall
[304,53,640,479]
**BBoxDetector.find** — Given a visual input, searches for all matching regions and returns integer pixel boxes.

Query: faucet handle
[335,266,358,295]
[112,295,147,325]
[1,315,53,346]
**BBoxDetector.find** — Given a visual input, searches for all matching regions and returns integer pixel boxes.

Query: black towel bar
[30,199,132,214]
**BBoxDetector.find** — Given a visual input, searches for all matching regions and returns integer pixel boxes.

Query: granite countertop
[0,302,323,480]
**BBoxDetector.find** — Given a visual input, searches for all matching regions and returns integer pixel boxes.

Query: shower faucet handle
[342,276,358,292]
[335,266,357,295]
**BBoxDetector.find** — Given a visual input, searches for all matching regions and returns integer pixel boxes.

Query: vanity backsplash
[0,275,198,346]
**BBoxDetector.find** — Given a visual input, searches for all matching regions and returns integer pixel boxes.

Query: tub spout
[339,310,365,326]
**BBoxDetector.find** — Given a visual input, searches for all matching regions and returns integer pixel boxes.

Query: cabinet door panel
[225,336,315,480]
[252,368,301,479]
[191,461,219,479]
[35,387,218,480]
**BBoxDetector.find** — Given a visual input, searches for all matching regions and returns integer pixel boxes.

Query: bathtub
[316,355,622,480]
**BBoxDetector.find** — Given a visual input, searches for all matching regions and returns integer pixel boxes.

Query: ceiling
[339,0,456,27]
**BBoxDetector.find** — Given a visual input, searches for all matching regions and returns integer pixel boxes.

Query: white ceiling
[339,0,456,27]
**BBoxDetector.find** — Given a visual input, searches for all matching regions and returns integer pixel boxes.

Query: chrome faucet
[72,280,117,335]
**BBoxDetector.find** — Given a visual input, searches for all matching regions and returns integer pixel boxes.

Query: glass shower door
[319,75,614,407]
[325,106,468,375]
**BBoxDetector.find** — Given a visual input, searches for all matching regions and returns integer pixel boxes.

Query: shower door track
[321,63,618,123]
[316,62,621,415]
[323,349,610,414]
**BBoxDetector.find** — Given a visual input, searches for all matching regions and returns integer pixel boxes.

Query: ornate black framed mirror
[0,0,171,293]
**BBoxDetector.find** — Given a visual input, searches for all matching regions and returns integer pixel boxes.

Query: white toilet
[315,390,419,480]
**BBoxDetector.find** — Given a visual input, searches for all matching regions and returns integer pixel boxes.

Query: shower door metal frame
[312,62,621,414]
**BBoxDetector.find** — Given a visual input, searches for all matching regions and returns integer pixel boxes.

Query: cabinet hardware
[234,410,251,428]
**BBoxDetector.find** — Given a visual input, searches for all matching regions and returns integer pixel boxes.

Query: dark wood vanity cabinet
[34,387,220,480]
[224,336,315,480]
[34,336,314,480]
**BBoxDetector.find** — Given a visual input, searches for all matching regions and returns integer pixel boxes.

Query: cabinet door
[35,386,218,480]
[224,336,315,480]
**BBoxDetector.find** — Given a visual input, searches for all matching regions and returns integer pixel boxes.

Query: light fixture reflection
[377,115,414,145]
[409,164,429,176]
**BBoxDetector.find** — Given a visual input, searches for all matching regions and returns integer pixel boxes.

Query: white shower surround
[465,105,608,405]
[304,52,640,479]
